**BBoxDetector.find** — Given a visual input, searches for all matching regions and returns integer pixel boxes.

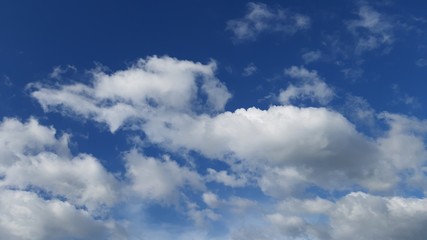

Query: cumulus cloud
[31,56,231,132]
[279,66,334,105]
[205,168,247,187]
[30,59,427,198]
[263,192,427,240]
[27,55,427,239]
[226,2,310,42]
[125,149,204,204]
[142,105,406,195]
[330,192,427,240]
[0,189,122,240]
[0,118,124,239]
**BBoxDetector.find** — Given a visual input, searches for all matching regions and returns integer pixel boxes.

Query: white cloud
[242,63,257,76]
[49,65,77,80]
[31,56,231,132]
[330,192,427,240]
[226,2,310,42]
[226,196,257,213]
[206,168,247,187]
[0,118,126,239]
[125,150,204,204]
[1,153,120,214]
[277,197,334,215]
[202,192,220,208]
[347,5,394,54]
[377,113,427,170]
[0,118,120,214]
[344,95,376,126]
[302,50,322,64]
[0,189,122,240]
[30,57,427,201]
[0,117,69,172]
[142,105,402,195]
[279,66,334,105]
[262,192,427,240]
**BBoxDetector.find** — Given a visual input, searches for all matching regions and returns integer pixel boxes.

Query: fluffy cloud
[142,105,400,195]
[0,118,120,213]
[331,192,427,240]
[263,192,427,240]
[0,118,124,239]
[30,58,427,198]
[279,66,334,105]
[226,2,310,41]
[0,189,121,240]
[31,56,231,132]
[124,149,204,204]
[205,168,247,187]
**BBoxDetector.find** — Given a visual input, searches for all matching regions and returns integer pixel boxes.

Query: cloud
[347,5,394,54]
[302,50,322,64]
[125,149,204,204]
[416,58,427,67]
[0,118,124,239]
[226,2,310,42]
[141,105,404,195]
[2,75,12,87]
[242,63,257,76]
[49,65,77,80]
[279,66,334,105]
[205,168,247,187]
[263,192,427,240]
[343,95,376,127]
[30,59,427,198]
[31,56,231,132]
[330,192,427,240]
[0,189,121,240]
[341,67,364,81]
[391,84,421,108]
[10,115,424,240]
[202,192,220,208]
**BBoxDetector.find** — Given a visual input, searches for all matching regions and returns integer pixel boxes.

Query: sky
[1,0,427,239]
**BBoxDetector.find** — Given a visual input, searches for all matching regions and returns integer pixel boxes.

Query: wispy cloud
[416,58,427,67]
[242,62,257,76]
[279,66,334,105]
[301,50,322,64]
[347,5,394,54]
[227,2,310,42]
[49,65,77,80]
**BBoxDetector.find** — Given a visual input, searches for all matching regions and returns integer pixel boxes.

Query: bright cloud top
[31,56,231,132]
[23,54,427,239]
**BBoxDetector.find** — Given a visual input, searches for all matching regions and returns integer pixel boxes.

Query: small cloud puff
[227,2,310,42]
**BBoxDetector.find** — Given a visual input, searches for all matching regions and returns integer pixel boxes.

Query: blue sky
[1,1,427,239]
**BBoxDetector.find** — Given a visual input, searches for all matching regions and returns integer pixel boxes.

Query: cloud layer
[20,55,427,239]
